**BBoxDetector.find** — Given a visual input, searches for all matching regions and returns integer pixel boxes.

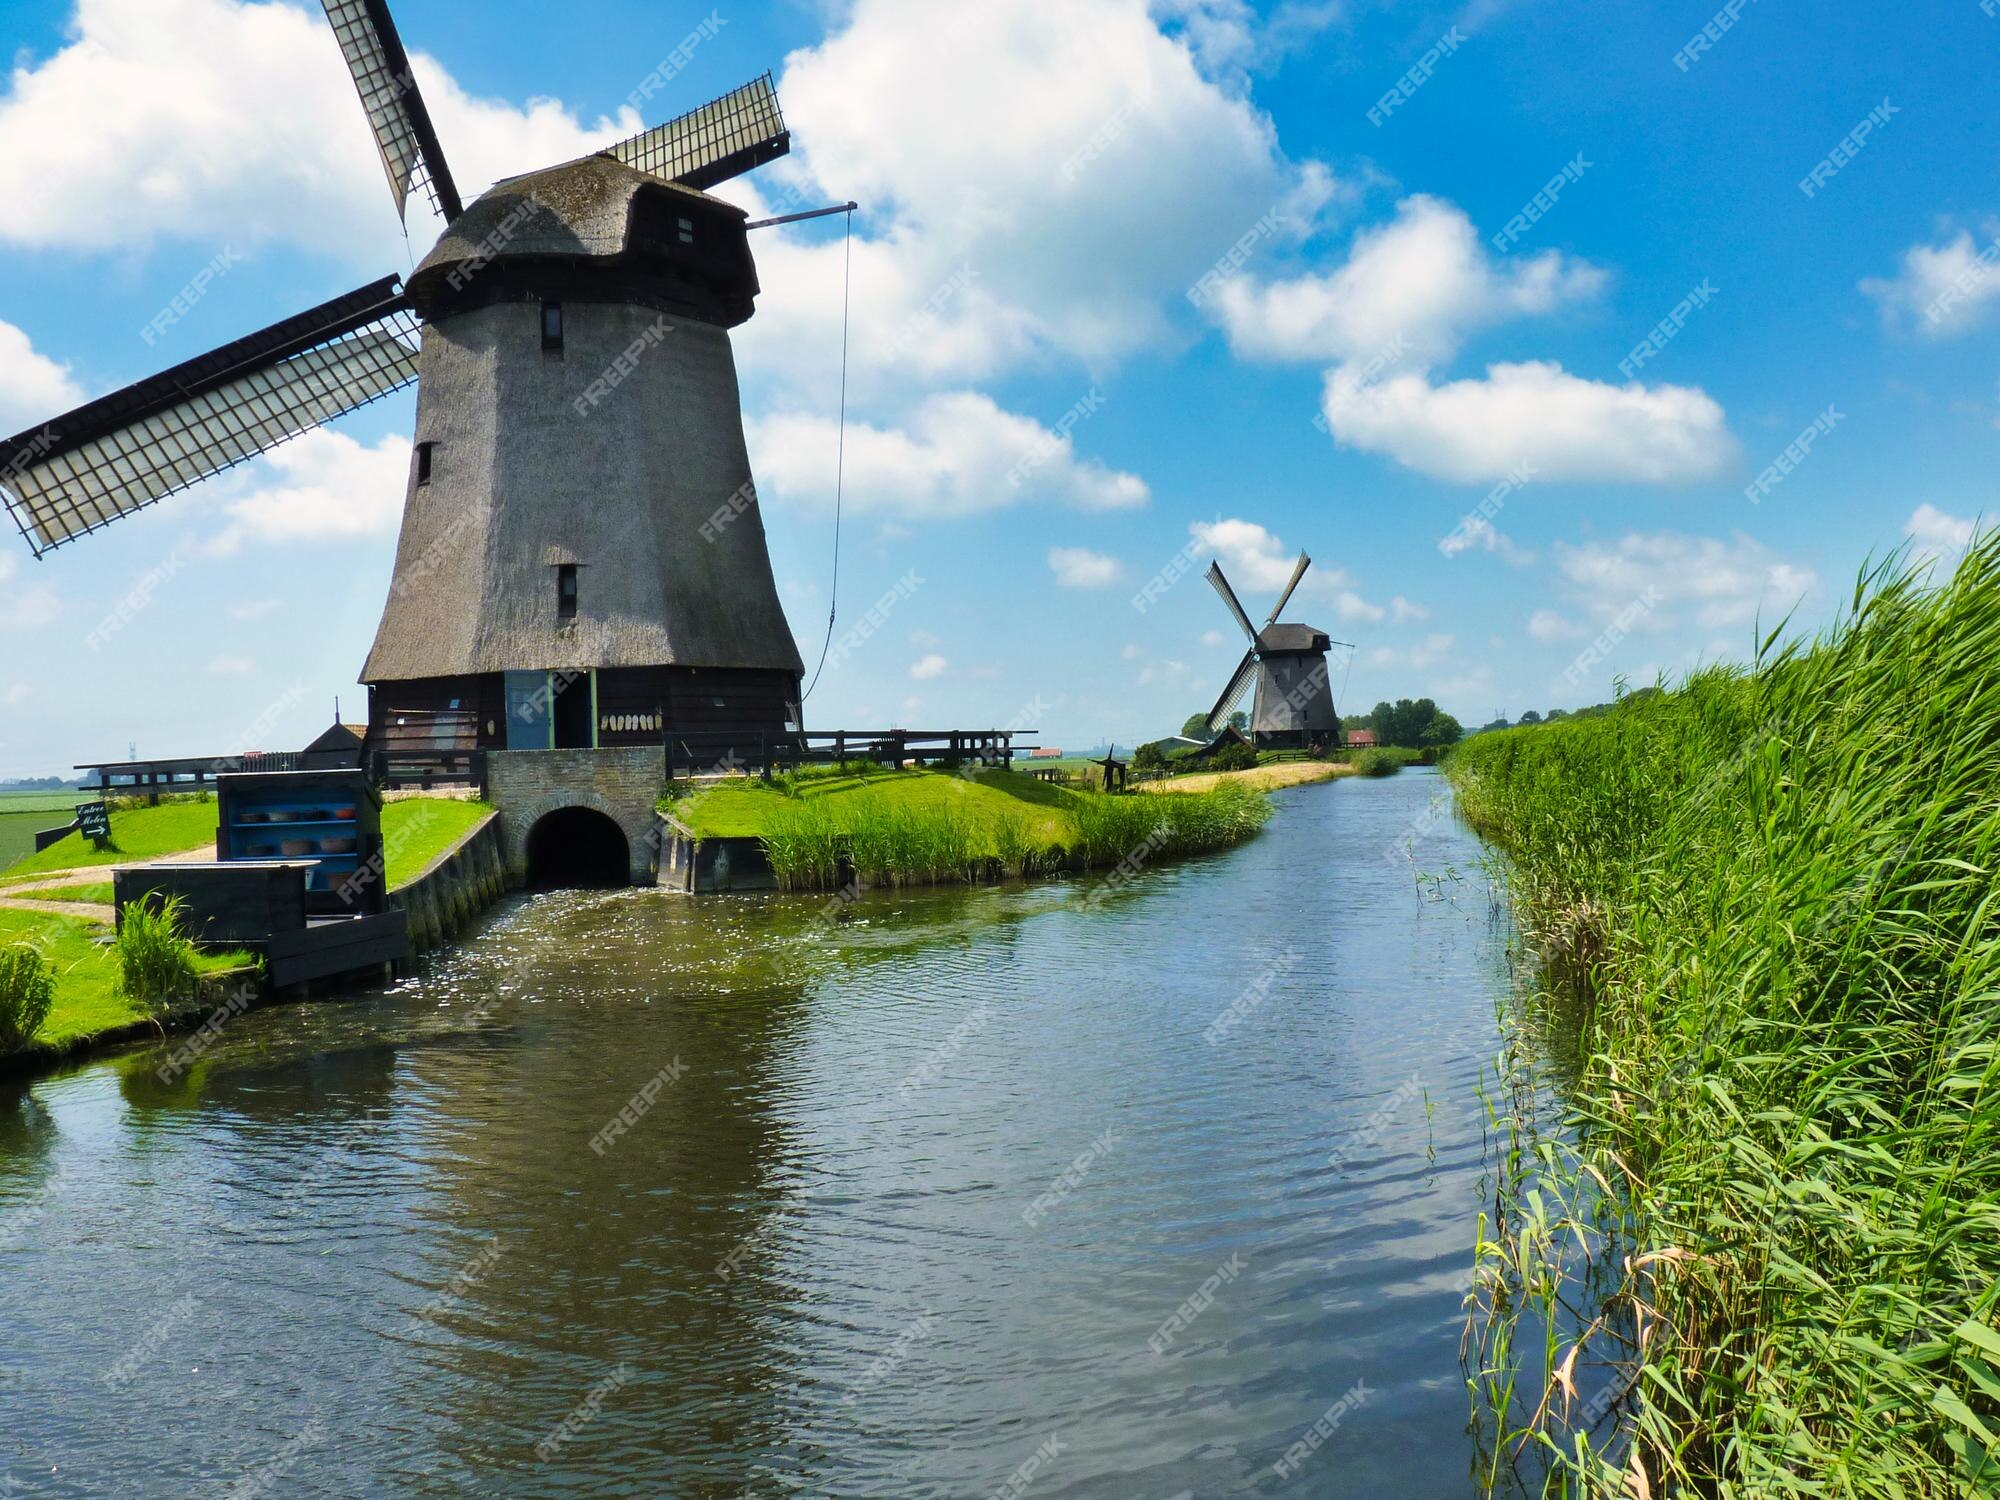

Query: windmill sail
[322,0,463,220]
[604,74,791,190]
[1265,552,1311,624]
[1206,650,1259,735]
[0,278,420,557]
[1206,562,1260,644]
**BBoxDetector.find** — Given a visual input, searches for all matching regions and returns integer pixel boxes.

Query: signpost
[76,801,110,846]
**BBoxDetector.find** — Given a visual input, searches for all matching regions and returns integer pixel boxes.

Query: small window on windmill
[415,442,435,485]
[557,564,579,621]
[541,301,565,354]
[677,216,695,246]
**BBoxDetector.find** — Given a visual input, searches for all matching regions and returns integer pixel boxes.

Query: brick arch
[485,749,667,886]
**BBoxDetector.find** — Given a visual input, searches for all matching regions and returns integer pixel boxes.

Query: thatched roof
[1257,622,1331,654]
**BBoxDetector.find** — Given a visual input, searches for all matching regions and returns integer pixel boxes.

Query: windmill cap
[406,155,752,319]
[1257,622,1331,653]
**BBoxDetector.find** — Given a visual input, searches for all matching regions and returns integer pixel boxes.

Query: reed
[1449,535,2000,1496]
[114,895,201,1014]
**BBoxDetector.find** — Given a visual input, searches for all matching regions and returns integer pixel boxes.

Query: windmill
[0,1,812,758]
[1203,554,1345,750]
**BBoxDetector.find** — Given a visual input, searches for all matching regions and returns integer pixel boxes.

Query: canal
[1,768,1514,1497]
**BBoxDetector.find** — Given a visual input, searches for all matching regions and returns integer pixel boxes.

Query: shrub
[0,942,56,1052]
[115,896,201,1013]
[1208,742,1258,772]
[1132,743,1166,771]
[1355,748,1401,777]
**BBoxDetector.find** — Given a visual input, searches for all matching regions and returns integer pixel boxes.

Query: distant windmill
[1,0,813,755]
[1203,554,1345,749]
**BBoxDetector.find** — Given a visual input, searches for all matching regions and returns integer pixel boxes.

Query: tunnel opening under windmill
[525,807,629,889]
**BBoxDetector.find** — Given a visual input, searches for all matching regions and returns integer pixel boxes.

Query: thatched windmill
[0,1,807,755]
[1203,554,1343,749]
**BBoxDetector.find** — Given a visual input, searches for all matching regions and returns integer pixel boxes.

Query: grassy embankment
[0,790,87,872]
[0,796,490,1054]
[665,764,1271,889]
[1448,540,2000,1496]
[1138,759,1353,795]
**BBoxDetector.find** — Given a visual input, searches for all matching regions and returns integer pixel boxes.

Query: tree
[1417,711,1464,748]
[1228,709,1249,732]
[1544,708,1569,721]
[1518,709,1542,725]
[1133,742,1166,771]
[1180,713,1212,739]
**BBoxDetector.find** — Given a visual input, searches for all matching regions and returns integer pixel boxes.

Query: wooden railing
[666,729,1028,780]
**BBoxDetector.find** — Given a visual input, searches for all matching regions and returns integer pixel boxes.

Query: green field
[0,790,89,874]
[4,796,489,892]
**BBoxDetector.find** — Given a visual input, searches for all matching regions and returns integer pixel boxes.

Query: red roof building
[1345,728,1379,748]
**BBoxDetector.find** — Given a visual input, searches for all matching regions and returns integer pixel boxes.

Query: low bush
[0,941,56,1052]
[115,896,201,1014]
[1206,742,1259,772]
[1354,748,1401,777]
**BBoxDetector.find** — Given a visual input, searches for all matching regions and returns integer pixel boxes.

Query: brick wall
[485,748,665,885]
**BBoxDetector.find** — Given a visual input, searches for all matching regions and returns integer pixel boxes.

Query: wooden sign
[76,801,110,842]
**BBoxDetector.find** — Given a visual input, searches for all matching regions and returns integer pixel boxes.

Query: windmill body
[0,1,808,759]
[364,158,802,754]
[1203,556,1344,751]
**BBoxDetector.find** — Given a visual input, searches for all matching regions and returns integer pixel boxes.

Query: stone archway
[485,749,667,887]
[523,805,630,889]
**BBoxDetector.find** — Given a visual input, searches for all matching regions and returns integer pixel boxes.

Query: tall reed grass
[1450,537,2000,1495]
[758,781,1270,891]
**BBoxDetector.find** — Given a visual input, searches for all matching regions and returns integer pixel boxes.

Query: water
[0,769,1513,1497]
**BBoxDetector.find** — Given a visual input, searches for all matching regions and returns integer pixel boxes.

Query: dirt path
[0,843,216,890]
[1137,761,1356,796]
[0,896,112,922]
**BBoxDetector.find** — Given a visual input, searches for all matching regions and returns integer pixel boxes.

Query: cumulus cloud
[748,393,1148,518]
[1190,516,1382,623]
[1526,608,1581,642]
[0,319,86,432]
[0,0,639,259]
[909,653,948,679]
[198,430,410,555]
[1905,503,1978,567]
[1048,546,1126,587]
[730,0,1337,401]
[1861,225,2000,337]
[1367,632,1455,669]
[1390,595,1430,622]
[1324,361,1738,485]
[1553,531,1816,635]
[1212,195,1605,366]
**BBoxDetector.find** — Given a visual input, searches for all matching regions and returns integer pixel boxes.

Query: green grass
[1449,536,2000,1496]
[664,766,1270,889]
[381,798,491,889]
[1352,748,1402,777]
[0,795,488,893]
[0,909,254,1049]
[3,798,220,880]
[5,882,115,905]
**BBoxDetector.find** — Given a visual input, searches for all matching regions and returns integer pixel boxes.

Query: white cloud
[1905,503,1978,567]
[1861,225,2000,338]
[0,0,638,259]
[199,430,410,555]
[1,684,28,706]
[731,0,1337,400]
[1048,546,1126,587]
[226,599,281,622]
[1324,361,1738,485]
[1390,595,1430,622]
[909,653,948,679]
[1368,632,1456,669]
[1526,608,1581,642]
[0,319,86,432]
[1200,628,1228,647]
[1212,195,1605,366]
[1553,531,1816,634]
[206,655,254,675]
[748,393,1147,518]
[1439,516,1538,565]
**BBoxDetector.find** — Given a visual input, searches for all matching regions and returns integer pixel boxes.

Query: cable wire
[802,207,854,703]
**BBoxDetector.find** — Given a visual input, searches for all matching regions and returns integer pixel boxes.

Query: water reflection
[1,770,1513,1497]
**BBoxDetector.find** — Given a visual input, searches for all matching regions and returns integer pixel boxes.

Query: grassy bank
[1448,541,2000,1495]
[4,795,488,892]
[0,909,253,1049]
[666,765,1271,889]
[1138,760,1353,795]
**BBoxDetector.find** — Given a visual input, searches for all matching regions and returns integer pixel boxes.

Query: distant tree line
[1341,698,1464,749]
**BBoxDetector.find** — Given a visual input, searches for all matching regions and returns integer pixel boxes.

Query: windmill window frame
[541,301,565,355]
[556,563,579,621]
[414,441,435,485]
[677,215,696,246]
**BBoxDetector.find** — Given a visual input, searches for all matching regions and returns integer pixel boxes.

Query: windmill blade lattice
[603,75,791,190]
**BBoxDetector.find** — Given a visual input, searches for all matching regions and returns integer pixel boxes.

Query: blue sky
[0,0,1995,776]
